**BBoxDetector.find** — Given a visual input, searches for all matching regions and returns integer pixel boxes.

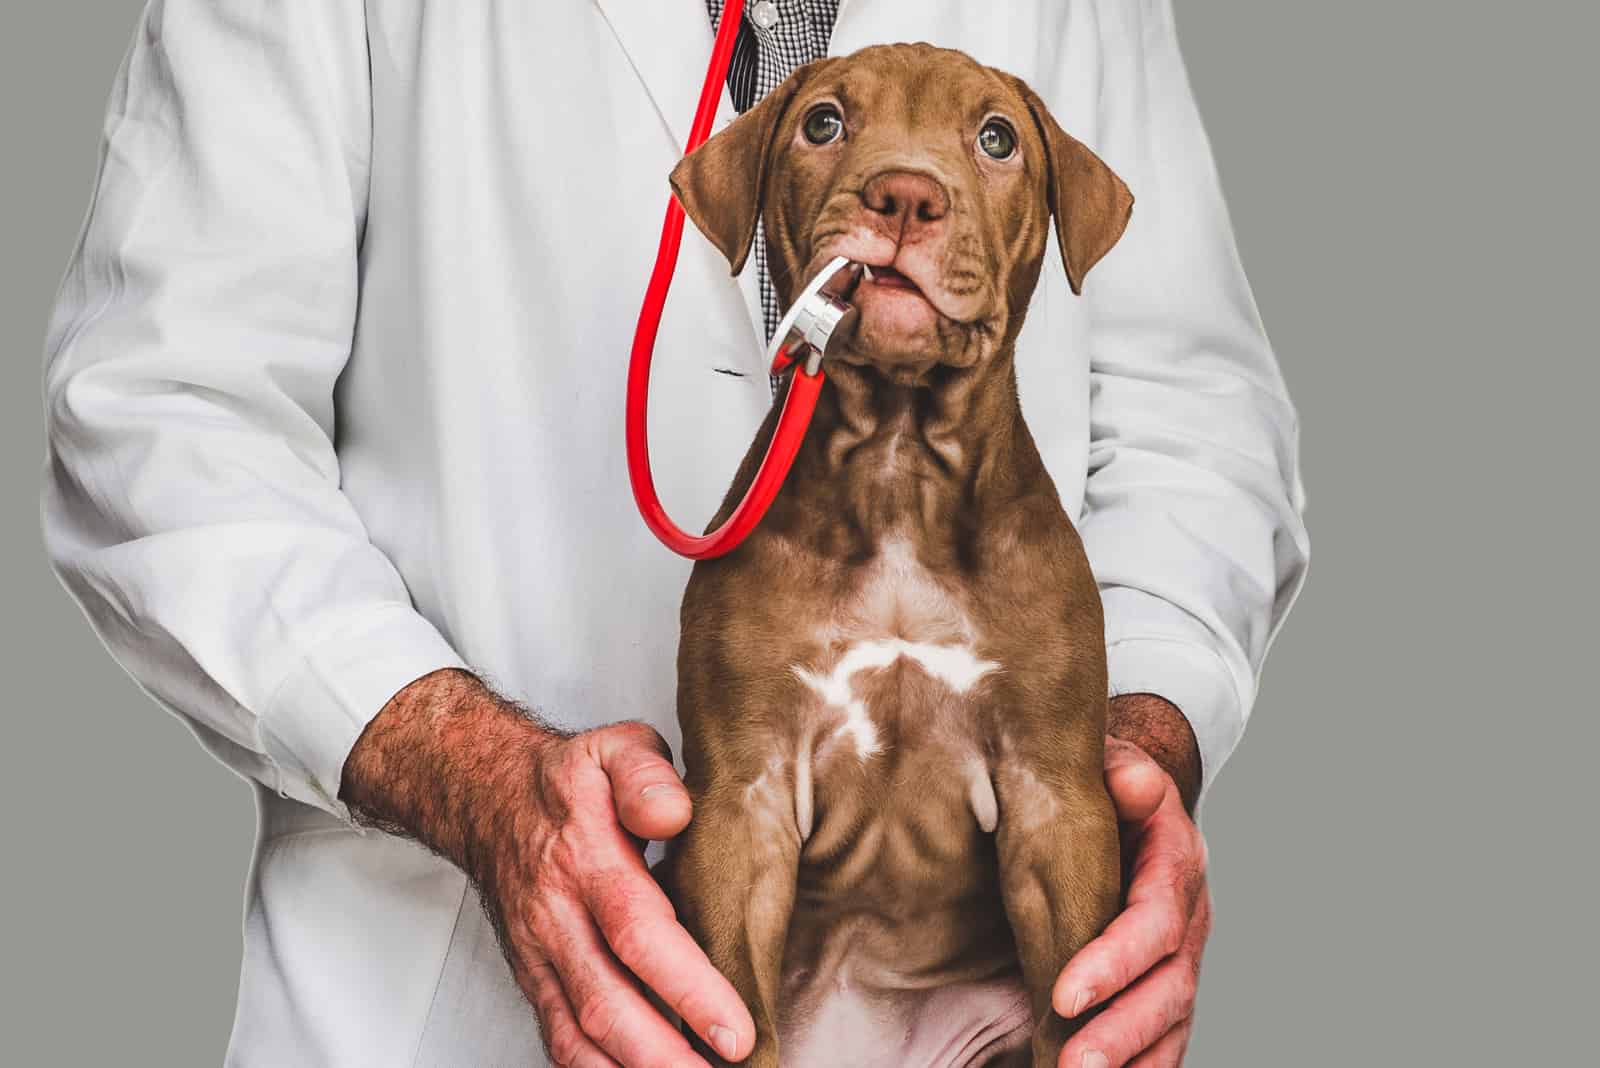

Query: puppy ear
[1019,86,1134,295]
[669,66,813,275]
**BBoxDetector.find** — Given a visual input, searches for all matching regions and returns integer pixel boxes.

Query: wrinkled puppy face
[672,44,1134,380]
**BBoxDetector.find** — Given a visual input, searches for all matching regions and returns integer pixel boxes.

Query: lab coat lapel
[593,0,767,364]
[591,0,731,154]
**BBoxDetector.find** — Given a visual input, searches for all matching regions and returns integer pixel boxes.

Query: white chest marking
[792,639,1000,761]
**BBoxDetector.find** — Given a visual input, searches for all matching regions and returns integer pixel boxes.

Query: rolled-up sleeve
[39,0,467,820]
[1080,0,1311,796]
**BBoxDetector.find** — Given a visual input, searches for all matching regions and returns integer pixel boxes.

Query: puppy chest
[794,637,995,749]
[793,537,992,737]
[772,537,1016,856]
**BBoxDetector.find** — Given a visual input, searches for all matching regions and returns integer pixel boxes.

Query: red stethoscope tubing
[625,0,822,560]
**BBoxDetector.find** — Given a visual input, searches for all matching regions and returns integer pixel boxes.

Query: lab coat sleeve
[39,1,468,820]
[1077,0,1310,797]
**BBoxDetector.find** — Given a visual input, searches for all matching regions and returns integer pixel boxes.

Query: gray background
[3,1,1594,1064]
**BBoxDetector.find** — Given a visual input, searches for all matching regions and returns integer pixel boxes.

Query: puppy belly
[774,684,1034,1067]
[778,971,1031,1068]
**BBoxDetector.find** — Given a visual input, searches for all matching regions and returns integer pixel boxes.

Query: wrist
[340,667,559,874]
[1108,692,1202,813]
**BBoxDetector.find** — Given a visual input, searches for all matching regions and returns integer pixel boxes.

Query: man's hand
[340,668,755,1068]
[1053,695,1212,1068]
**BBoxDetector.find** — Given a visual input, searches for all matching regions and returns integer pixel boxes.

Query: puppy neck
[779,346,1037,549]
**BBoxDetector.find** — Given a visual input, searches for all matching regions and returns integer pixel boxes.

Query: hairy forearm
[1108,692,1202,812]
[340,667,560,876]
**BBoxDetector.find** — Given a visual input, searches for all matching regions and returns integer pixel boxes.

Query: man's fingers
[1054,799,1203,1016]
[590,722,693,841]
[1058,952,1199,1068]
[541,894,712,1068]
[1124,1021,1193,1068]
[1054,894,1182,1018]
[582,861,756,1062]
[521,958,624,1068]
[1059,891,1211,1068]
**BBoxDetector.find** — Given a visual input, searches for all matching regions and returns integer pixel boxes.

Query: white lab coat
[40,1,1309,1063]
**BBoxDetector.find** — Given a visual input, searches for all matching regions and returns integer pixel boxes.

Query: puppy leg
[994,766,1120,1068]
[667,774,801,1068]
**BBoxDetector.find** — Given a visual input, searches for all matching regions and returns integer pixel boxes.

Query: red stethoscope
[626,0,860,559]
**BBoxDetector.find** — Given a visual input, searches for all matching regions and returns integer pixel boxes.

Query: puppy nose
[862,172,949,238]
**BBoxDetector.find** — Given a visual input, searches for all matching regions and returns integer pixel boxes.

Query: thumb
[589,722,693,842]
[1104,739,1169,824]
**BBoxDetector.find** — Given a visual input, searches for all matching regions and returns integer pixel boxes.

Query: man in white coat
[40,2,1308,1066]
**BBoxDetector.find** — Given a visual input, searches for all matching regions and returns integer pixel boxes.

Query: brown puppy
[663,44,1133,1068]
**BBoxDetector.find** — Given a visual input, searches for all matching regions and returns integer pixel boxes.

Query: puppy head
[671,43,1133,380]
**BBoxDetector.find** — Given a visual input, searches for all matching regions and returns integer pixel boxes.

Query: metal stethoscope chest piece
[766,257,864,377]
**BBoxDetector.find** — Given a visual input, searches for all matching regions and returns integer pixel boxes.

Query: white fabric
[38,0,1309,1063]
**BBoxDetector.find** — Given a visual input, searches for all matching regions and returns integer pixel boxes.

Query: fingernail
[1070,988,1096,1017]
[640,783,676,802]
[708,1024,739,1059]
[1082,1052,1109,1068]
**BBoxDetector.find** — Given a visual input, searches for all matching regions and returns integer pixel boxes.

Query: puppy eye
[802,105,845,145]
[977,119,1017,160]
